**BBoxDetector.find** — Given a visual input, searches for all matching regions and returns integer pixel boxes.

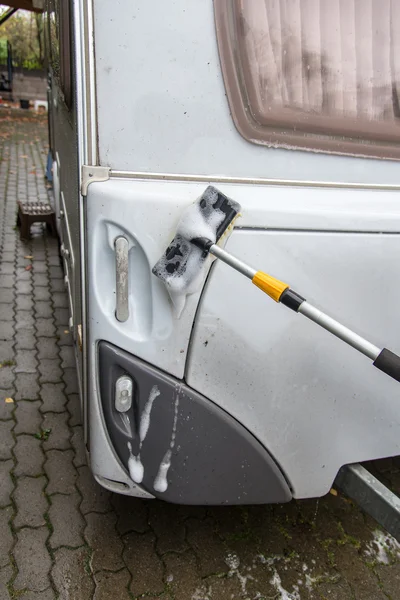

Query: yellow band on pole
[252,271,289,302]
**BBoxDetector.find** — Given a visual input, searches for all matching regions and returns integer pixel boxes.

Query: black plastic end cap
[373,348,400,383]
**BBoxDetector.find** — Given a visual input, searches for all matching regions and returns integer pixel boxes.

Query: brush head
[152,186,241,316]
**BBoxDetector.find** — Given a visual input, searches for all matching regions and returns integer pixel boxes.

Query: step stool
[16,201,57,240]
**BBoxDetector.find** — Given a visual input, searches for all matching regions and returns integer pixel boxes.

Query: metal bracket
[335,463,400,542]
[81,165,111,196]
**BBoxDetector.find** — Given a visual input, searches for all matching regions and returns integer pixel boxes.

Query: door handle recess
[115,236,129,322]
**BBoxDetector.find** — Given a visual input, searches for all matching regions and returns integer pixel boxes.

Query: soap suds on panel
[153,449,172,493]
[127,385,161,485]
[127,442,144,484]
[140,385,160,443]
[153,385,181,493]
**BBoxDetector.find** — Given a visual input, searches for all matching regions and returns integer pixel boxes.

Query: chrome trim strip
[110,169,400,191]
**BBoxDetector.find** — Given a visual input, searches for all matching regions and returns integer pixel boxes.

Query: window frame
[214,0,400,160]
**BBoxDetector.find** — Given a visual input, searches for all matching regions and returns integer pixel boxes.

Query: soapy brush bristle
[151,186,241,316]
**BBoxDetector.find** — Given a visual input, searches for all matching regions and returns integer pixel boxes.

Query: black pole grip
[373,349,400,383]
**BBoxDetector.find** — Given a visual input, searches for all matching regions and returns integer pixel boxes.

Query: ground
[0,110,400,600]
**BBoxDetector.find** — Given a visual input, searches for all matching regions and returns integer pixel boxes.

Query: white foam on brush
[177,198,225,244]
[155,187,227,318]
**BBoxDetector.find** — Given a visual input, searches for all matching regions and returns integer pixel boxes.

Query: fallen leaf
[64,330,70,334]
[20,154,28,158]
[329,488,338,496]
[24,255,33,259]
[25,265,32,271]
[5,397,14,403]
[29,170,36,174]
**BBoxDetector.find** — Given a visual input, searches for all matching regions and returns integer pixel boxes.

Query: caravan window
[214,0,400,159]
[48,0,72,109]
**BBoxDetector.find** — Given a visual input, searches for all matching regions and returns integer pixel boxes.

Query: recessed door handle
[115,236,129,322]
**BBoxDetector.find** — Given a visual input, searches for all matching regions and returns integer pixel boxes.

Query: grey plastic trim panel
[98,341,292,505]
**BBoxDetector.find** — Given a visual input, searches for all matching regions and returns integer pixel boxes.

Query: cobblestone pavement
[1,111,400,600]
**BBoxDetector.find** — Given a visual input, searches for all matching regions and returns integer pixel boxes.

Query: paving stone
[0,461,13,507]
[67,394,81,426]
[32,273,48,287]
[63,368,79,395]
[14,476,47,528]
[14,400,41,435]
[49,266,63,279]
[36,338,59,360]
[45,450,76,495]
[40,383,67,413]
[60,345,74,369]
[77,466,111,514]
[93,570,131,600]
[15,294,34,311]
[32,262,47,274]
[0,290,14,304]
[21,588,55,600]
[14,435,44,477]
[0,305,13,321]
[0,275,13,288]
[111,495,149,535]
[0,421,14,460]
[50,278,65,292]
[0,564,12,600]
[0,368,14,389]
[54,308,69,327]
[0,322,13,341]
[49,493,85,548]
[0,342,15,363]
[163,551,203,600]
[186,517,229,578]
[330,543,387,600]
[14,526,51,592]
[52,292,68,308]
[15,280,31,295]
[14,350,37,374]
[85,512,124,572]
[35,318,56,338]
[35,301,53,319]
[15,330,36,350]
[42,412,70,450]
[51,547,94,600]
[56,327,73,346]
[124,531,164,597]
[0,263,14,275]
[1,252,14,263]
[149,502,188,555]
[15,310,35,331]
[47,254,61,267]
[15,374,40,400]
[0,506,13,567]
[38,359,62,383]
[16,269,31,281]
[71,426,87,468]
[33,287,51,302]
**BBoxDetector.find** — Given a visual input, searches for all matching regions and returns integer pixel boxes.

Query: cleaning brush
[153,186,400,383]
